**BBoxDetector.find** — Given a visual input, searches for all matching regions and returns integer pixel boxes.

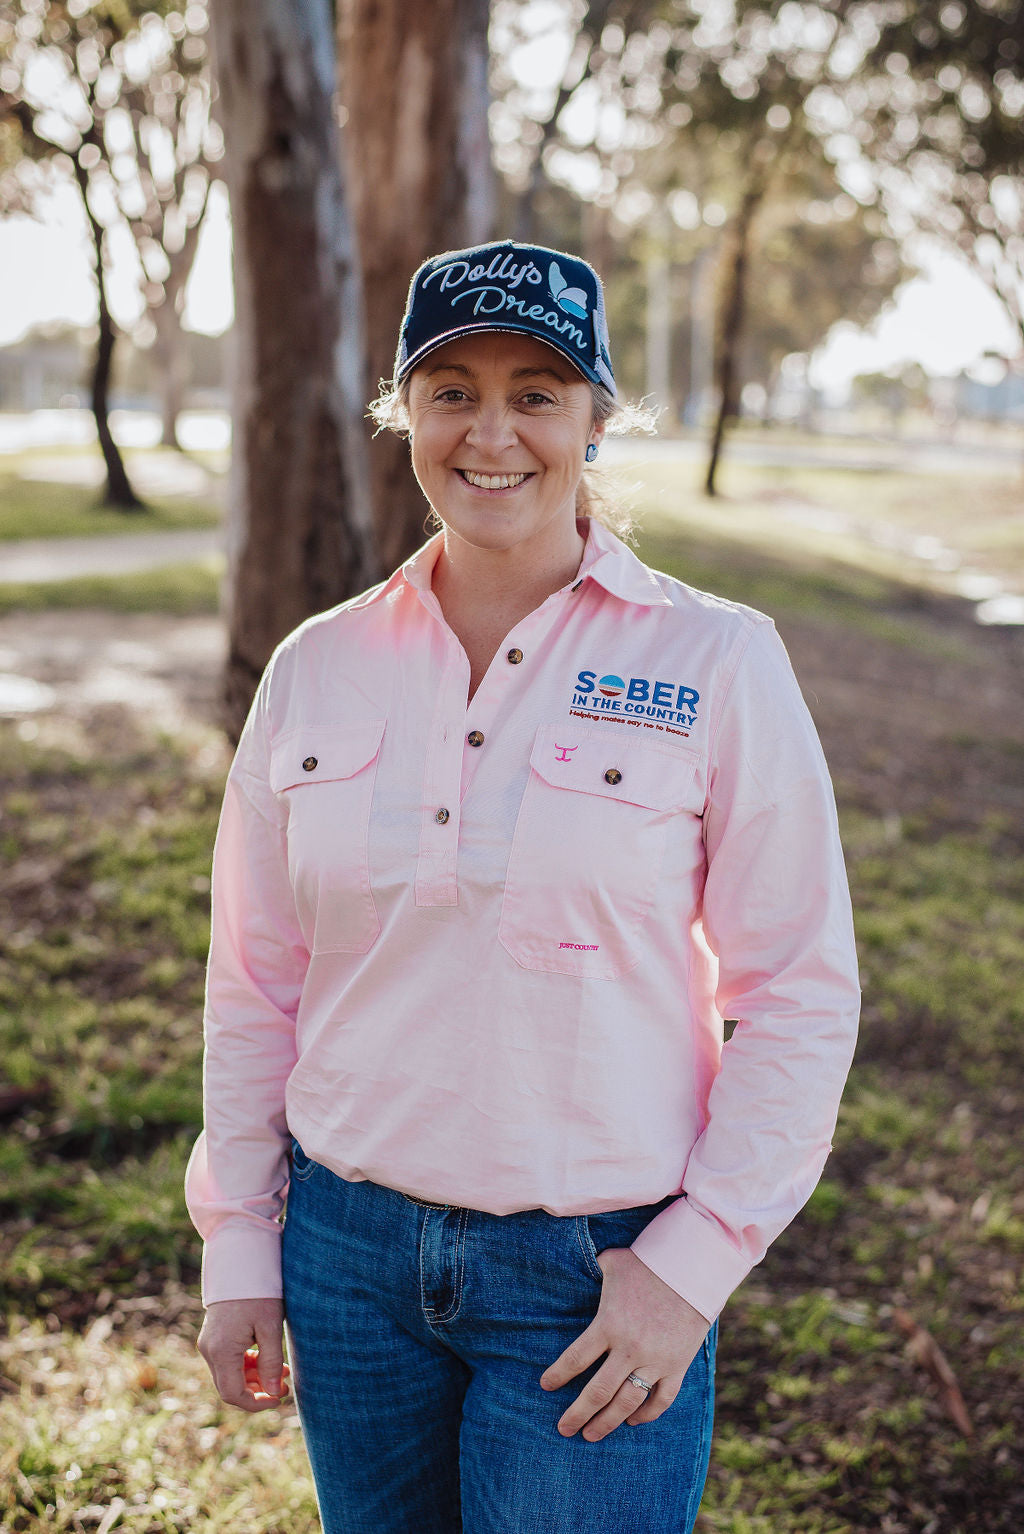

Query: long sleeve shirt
[185,517,860,1322]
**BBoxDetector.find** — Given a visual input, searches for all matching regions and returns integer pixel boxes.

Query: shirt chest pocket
[499,724,702,979]
[270,720,386,955]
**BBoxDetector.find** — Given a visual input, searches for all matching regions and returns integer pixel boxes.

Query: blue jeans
[281,1146,717,1533]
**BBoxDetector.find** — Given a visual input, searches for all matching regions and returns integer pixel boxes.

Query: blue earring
[585,443,599,463]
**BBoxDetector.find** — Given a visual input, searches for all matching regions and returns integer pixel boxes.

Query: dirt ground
[782,596,1024,842]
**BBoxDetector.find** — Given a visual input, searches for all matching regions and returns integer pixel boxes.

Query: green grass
[0,559,223,615]
[0,459,223,541]
[1,1320,318,1532]
[621,453,1024,593]
[635,519,981,661]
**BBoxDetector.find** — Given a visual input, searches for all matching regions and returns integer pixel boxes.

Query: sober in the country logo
[571,668,701,728]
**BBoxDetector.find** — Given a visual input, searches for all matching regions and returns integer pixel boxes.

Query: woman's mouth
[457,469,532,490]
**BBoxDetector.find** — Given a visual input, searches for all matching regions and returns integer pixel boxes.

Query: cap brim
[397,321,601,389]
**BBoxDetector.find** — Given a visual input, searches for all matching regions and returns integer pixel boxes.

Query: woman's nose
[464,407,517,455]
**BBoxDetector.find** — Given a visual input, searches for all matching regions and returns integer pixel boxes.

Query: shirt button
[435,807,450,824]
[302,756,318,772]
[506,647,524,664]
[604,768,622,785]
[467,730,484,747]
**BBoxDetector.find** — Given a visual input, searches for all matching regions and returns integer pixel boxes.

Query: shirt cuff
[630,1197,754,1323]
[199,1222,284,1306]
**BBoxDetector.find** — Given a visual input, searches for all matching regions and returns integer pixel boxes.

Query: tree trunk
[338,0,494,572]
[210,0,377,741]
[152,299,186,450]
[645,206,672,424]
[704,185,760,498]
[73,155,143,511]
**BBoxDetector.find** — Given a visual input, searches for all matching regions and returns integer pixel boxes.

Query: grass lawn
[0,454,223,542]
[616,449,1024,596]
[1,493,1023,1531]
[0,560,223,617]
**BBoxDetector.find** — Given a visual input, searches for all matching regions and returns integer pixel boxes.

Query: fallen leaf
[892,1308,974,1438]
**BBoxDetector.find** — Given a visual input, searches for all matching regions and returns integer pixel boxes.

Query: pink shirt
[185,518,859,1321]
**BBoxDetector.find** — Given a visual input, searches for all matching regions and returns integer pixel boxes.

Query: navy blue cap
[395,240,616,396]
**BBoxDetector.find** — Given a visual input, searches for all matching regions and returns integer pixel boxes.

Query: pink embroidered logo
[554,743,578,762]
[559,941,599,951]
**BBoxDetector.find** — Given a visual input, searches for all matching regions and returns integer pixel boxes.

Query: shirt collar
[366,519,670,609]
[573,518,672,608]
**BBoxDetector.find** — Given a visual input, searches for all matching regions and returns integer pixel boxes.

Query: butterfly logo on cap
[549,262,589,320]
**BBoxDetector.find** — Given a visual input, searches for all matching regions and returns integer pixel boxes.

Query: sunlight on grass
[0,1320,318,1533]
[623,453,1024,594]
[0,559,223,616]
[0,467,222,541]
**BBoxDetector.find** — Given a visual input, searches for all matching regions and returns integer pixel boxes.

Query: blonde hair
[368,374,656,540]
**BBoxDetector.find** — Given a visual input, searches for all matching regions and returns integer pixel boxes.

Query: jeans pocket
[289,1138,319,1183]
[575,1215,604,1283]
[580,1196,681,1280]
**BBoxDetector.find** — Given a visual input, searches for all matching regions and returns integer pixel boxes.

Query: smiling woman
[408,334,597,562]
[186,239,861,1534]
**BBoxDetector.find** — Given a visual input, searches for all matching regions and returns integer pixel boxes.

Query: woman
[187,240,860,1533]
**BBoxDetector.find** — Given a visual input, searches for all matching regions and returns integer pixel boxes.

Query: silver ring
[627,1372,654,1393]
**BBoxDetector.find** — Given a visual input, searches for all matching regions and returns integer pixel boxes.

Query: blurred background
[0,3,1022,1531]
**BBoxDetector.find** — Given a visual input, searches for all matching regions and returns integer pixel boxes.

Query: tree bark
[210,0,377,740]
[704,184,761,499]
[338,0,494,572]
[72,154,143,511]
[152,299,187,450]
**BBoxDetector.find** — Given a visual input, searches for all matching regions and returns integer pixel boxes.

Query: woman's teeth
[460,470,529,490]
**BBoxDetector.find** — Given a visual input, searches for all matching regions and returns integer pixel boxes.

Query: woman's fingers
[538,1319,606,1394]
[251,1311,287,1399]
[555,1356,658,1439]
[625,1372,683,1426]
[540,1248,711,1439]
[197,1298,287,1413]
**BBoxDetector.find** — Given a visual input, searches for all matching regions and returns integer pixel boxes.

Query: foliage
[828,0,1024,345]
[0,0,223,450]
[0,0,220,304]
[493,2,906,396]
[492,0,1022,444]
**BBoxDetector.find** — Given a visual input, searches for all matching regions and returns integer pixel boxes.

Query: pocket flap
[528,723,700,811]
[270,719,386,794]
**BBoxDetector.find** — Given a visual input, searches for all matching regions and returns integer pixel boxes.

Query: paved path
[0,527,223,584]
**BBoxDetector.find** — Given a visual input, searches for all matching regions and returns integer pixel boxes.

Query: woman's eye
[435,388,467,404]
[520,392,555,406]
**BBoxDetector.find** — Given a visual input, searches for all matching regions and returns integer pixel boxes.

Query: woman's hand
[540,1247,711,1440]
[197,1298,290,1413]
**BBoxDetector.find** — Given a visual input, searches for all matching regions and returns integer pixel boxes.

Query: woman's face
[406,332,602,560]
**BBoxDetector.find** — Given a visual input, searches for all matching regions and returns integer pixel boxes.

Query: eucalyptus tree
[210,0,495,735]
[0,0,220,502]
[492,0,902,491]
[338,0,494,572]
[210,0,376,738]
[831,0,1024,346]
